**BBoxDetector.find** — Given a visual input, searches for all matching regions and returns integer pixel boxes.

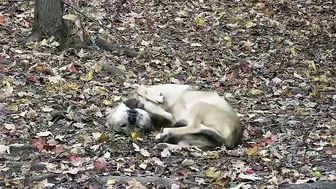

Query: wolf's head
[106,98,154,134]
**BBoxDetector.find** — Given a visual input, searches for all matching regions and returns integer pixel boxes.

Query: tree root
[23,30,42,43]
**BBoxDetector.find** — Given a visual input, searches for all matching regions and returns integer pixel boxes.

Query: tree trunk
[26,0,66,43]
[24,0,137,56]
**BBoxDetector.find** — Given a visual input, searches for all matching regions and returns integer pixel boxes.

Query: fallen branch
[98,175,182,186]
[93,36,138,58]
[0,161,48,178]
[279,181,336,189]
[0,167,185,187]
[0,173,60,187]
[24,173,60,182]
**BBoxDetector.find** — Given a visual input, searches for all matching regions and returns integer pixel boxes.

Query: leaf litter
[0,0,335,188]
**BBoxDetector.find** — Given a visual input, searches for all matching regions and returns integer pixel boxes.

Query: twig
[261,123,279,128]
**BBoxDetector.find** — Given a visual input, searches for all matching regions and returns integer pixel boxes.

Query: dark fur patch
[164,136,181,144]
[123,98,144,109]
[157,133,181,144]
[172,119,188,127]
[197,129,226,147]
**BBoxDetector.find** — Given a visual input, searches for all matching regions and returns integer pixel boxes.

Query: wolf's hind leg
[155,102,223,144]
[155,124,220,141]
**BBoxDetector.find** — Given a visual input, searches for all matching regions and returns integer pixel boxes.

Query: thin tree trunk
[24,0,137,56]
[26,0,66,43]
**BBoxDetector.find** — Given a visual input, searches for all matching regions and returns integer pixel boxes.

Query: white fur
[106,103,152,132]
[136,84,242,149]
[107,84,242,149]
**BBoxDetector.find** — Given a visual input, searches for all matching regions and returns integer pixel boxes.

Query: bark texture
[26,0,66,42]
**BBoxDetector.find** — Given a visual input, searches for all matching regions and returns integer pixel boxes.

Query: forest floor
[0,0,335,188]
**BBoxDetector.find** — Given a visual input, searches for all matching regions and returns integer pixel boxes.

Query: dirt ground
[0,0,335,188]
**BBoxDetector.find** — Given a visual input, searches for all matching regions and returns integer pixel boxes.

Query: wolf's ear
[123,98,145,110]
[123,98,139,109]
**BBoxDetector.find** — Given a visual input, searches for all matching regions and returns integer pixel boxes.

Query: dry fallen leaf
[140,148,150,157]
[127,178,146,189]
[131,132,140,140]
[250,89,263,95]
[2,0,335,188]
[247,146,259,156]
[80,70,94,81]
[33,139,46,151]
[4,123,15,131]
[205,167,221,179]
[197,17,205,26]
[238,173,262,181]
[0,145,10,155]
[36,131,53,137]
[160,148,171,158]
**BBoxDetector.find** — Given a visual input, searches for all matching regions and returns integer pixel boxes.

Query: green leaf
[312,171,322,177]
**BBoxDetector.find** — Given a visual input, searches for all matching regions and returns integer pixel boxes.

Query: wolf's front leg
[144,102,174,122]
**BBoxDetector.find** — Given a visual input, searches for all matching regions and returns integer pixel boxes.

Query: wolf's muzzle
[127,109,138,125]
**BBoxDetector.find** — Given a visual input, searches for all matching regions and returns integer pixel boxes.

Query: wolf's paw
[154,143,184,151]
[154,133,170,142]
[165,113,174,123]
[155,128,170,142]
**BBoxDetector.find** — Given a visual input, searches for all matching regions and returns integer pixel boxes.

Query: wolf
[106,84,242,149]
